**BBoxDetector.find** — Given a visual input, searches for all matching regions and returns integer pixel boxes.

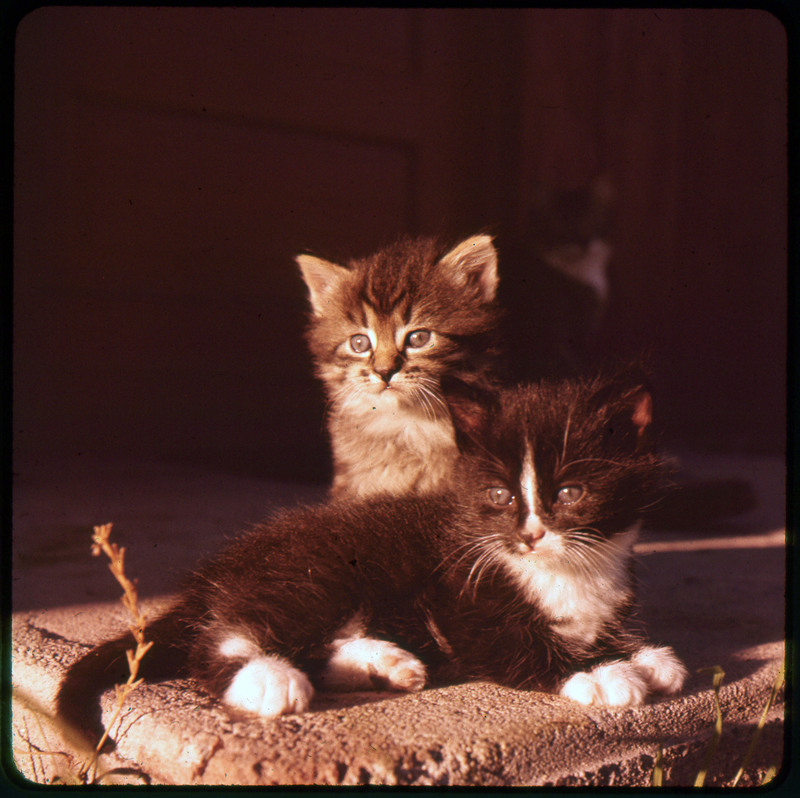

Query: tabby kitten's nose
[374,365,400,384]
[373,353,402,384]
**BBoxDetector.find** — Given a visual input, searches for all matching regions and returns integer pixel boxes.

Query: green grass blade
[762,765,778,785]
[731,661,785,787]
[694,666,725,787]
[651,744,664,787]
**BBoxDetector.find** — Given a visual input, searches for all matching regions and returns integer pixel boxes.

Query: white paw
[560,660,649,707]
[631,645,687,695]
[321,637,427,692]
[223,656,314,717]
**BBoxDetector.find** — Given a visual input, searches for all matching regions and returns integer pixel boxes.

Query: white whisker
[439,534,507,600]
[560,407,573,467]
[461,543,504,600]
[411,385,438,423]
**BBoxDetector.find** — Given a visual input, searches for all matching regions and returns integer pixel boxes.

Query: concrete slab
[7,451,787,786]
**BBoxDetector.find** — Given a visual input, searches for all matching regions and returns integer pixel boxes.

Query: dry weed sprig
[80,523,153,782]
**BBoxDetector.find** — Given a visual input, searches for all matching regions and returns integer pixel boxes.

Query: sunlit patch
[223,655,314,717]
[218,635,260,660]
[322,637,427,692]
[560,660,648,707]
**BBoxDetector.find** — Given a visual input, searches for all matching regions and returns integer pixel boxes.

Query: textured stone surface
[8,451,786,786]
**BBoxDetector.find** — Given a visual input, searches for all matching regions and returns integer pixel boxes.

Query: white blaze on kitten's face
[518,444,546,551]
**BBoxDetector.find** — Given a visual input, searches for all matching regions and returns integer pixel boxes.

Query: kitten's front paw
[560,660,649,707]
[223,656,313,717]
[631,645,687,695]
[322,637,427,692]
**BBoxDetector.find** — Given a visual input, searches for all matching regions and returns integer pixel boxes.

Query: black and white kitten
[296,234,500,499]
[56,372,685,741]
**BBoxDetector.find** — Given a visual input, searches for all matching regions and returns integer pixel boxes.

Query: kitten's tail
[54,603,190,748]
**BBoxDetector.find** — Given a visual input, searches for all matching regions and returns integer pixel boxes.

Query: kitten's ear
[621,385,653,447]
[437,234,499,303]
[296,254,350,317]
[592,370,654,449]
[444,380,497,453]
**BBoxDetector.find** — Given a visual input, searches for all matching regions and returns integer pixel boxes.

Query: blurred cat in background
[501,175,615,381]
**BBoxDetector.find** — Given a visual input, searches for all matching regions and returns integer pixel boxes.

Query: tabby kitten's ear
[296,254,350,317]
[437,234,499,304]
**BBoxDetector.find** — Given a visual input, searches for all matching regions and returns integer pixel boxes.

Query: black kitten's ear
[443,379,498,453]
[621,385,654,446]
[590,367,655,450]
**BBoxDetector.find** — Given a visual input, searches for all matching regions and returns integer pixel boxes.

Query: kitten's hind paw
[223,655,314,717]
[560,660,649,707]
[322,637,427,693]
[631,645,687,695]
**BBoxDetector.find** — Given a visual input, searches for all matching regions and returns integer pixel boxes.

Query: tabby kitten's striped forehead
[298,235,498,322]
[352,236,495,321]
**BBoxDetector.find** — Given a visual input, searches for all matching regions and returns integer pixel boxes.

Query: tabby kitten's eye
[556,485,584,505]
[349,334,371,354]
[405,329,432,349]
[487,487,515,506]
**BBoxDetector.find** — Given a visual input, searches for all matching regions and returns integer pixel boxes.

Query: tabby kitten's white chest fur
[297,234,500,499]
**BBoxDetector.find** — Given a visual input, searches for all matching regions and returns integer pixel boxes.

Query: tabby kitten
[57,372,685,741]
[296,234,500,498]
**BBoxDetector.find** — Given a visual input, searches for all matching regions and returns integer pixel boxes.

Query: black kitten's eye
[556,485,584,505]
[405,329,431,349]
[349,334,371,354]
[487,487,515,506]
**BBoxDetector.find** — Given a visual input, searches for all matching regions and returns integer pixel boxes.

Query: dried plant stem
[80,523,153,782]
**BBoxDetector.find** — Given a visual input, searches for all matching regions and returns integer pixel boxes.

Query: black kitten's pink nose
[518,520,547,551]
